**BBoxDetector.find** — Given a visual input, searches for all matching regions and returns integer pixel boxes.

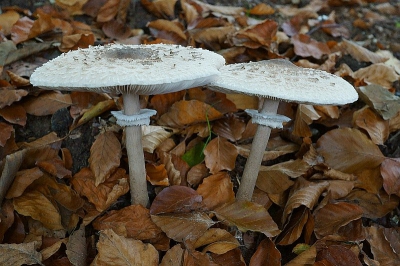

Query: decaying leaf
[0,241,43,266]
[250,238,281,266]
[204,136,238,174]
[197,172,235,210]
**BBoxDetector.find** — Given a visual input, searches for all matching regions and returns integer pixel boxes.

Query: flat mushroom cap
[30,43,226,95]
[208,60,358,105]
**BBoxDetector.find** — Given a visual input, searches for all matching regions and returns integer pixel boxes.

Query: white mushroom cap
[30,44,226,95]
[208,59,358,105]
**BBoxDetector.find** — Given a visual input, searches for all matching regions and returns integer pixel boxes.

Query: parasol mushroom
[30,43,225,207]
[208,59,358,201]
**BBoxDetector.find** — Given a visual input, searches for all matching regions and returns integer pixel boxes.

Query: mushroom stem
[236,98,280,201]
[123,93,149,207]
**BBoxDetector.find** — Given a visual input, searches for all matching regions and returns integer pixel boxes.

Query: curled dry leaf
[204,136,238,174]
[92,229,158,266]
[151,212,215,242]
[214,200,280,237]
[364,226,400,265]
[145,163,169,186]
[380,158,400,197]
[316,128,385,173]
[277,207,310,245]
[41,238,68,261]
[212,114,246,142]
[22,91,72,116]
[285,244,317,266]
[0,104,27,127]
[352,63,399,89]
[142,125,178,153]
[89,131,122,186]
[59,33,95,52]
[341,39,388,64]
[230,19,278,49]
[93,205,162,240]
[147,19,187,45]
[141,0,178,18]
[293,104,321,137]
[158,100,223,128]
[248,3,275,16]
[160,244,184,266]
[0,89,29,109]
[314,202,364,238]
[0,241,43,266]
[250,238,281,266]
[197,172,235,210]
[353,107,389,145]
[150,186,205,215]
[292,34,330,59]
[191,228,240,254]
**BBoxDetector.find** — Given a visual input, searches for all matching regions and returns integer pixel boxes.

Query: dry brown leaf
[192,0,245,15]
[93,205,162,240]
[150,186,205,215]
[365,226,400,265]
[0,89,28,109]
[342,39,389,64]
[92,229,159,266]
[151,212,215,242]
[292,34,330,59]
[141,0,178,18]
[71,168,129,212]
[191,228,239,254]
[381,158,400,197]
[96,0,119,22]
[316,128,385,173]
[89,131,121,186]
[214,200,280,237]
[142,125,178,153]
[0,200,14,242]
[197,172,235,210]
[158,100,223,128]
[249,238,281,266]
[59,33,95,52]
[22,91,72,116]
[248,3,275,16]
[0,122,13,147]
[204,136,238,174]
[55,0,87,15]
[285,244,317,266]
[13,189,63,230]
[147,19,187,44]
[0,241,43,266]
[212,114,246,142]
[0,10,20,35]
[293,104,321,137]
[256,169,294,195]
[102,19,131,40]
[282,178,329,224]
[10,17,34,44]
[145,163,169,186]
[314,202,364,238]
[66,224,86,265]
[190,26,235,51]
[160,244,184,266]
[316,244,362,266]
[187,163,209,187]
[0,104,27,126]
[352,63,399,89]
[40,238,68,261]
[71,99,116,131]
[230,19,278,49]
[353,107,389,145]
[277,207,309,245]
[150,91,185,116]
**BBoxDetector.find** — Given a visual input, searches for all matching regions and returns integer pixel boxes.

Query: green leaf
[182,141,206,167]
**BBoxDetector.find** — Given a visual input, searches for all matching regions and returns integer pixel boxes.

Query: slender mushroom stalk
[30,43,225,207]
[208,59,358,202]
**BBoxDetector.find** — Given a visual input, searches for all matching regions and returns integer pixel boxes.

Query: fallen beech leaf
[192,0,245,15]
[160,244,184,266]
[13,190,63,230]
[0,89,28,109]
[292,34,330,59]
[150,186,205,215]
[381,158,400,197]
[344,190,399,219]
[0,200,14,242]
[214,201,280,237]
[365,226,400,265]
[352,63,399,89]
[316,128,385,173]
[282,178,329,224]
[353,107,389,145]
[150,91,185,116]
[55,0,87,15]
[0,10,20,35]
[342,39,388,64]
[147,19,187,44]
[151,212,215,242]
[158,100,223,127]
[248,3,275,16]
[230,19,278,49]
[96,0,119,22]
[277,207,309,245]
[141,0,178,18]
[0,104,27,126]
[357,84,400,120]
[71,168,129,212]
[92,229,158,266]
[158,151,181,185]
[212,114,246,142]
[59,33,95,52]
[93,205,162,240]
[191,228,239,254]
[89,131,122,186]
[146,163,169,186]
[41,238,68,261]
[0,241,43,265]
[0,122,13,147]
[204,136,238,174]
[66,225,86,266]
[10,17,34,44]
[250,238,281,266]
[316,244,362,266]
[314,202,363,238]
[256,169,294,195]
[285,245,317,266]
[28,12,54,39]
[102,19,131,40]
[314,105,339,119]
[293,104,321,137]
[187,163,209,186]
[142,125,178,153]
[70,99,116,131]
[183,248,217,265]
[22,91,72,116]
[197,172,235,210]
[7,70,30,87]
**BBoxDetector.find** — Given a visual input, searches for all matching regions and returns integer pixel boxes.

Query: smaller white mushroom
[30,43,226,207]
[208,59,358,201]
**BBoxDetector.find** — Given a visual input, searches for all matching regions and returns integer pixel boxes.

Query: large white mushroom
[30,43,225,207]
[208,59,358,201]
